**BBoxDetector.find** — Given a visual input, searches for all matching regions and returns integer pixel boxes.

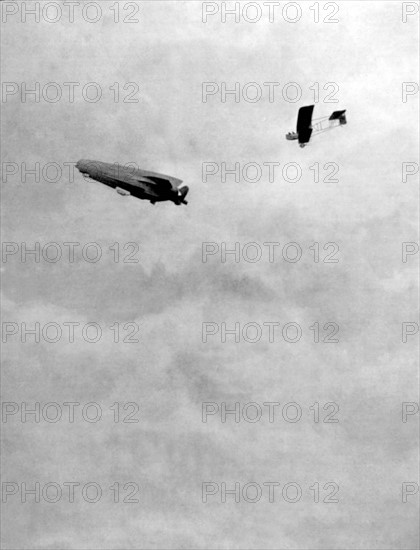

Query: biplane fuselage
[286,106,347,147]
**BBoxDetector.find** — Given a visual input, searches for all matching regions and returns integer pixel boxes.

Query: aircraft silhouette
[76,159,189,205]
[286,106,347,148]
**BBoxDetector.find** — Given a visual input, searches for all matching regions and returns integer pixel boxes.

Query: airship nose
[76,159,102,178]
[76,159,90,173]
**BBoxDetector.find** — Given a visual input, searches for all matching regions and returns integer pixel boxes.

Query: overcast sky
[1,1,419,549]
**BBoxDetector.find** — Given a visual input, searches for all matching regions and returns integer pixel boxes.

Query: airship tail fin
[178,185,189,205]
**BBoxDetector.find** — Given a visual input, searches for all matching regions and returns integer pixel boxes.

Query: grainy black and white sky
[1,1,419,549]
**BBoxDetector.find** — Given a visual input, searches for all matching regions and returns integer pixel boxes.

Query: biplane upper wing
[296,105,315,144]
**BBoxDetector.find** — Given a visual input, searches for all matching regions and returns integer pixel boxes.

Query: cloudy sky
[1,1,419,548]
